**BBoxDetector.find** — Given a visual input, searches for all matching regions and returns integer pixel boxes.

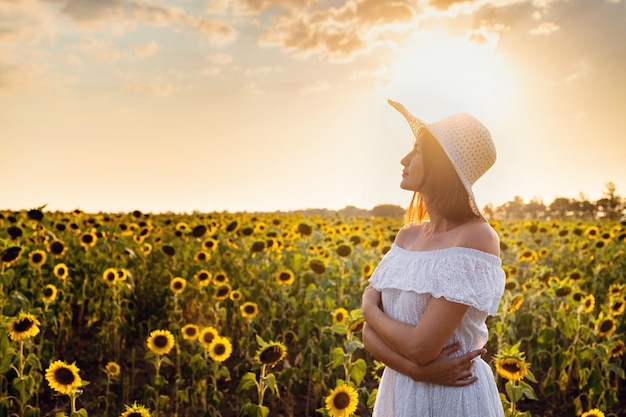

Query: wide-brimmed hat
[388,99,496,219]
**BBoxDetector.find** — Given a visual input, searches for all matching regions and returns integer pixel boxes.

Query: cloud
[299,80,330,94]
[207,53,233,65]
[257,0,415,62]
[77,37,121,62]
[45,0,238,45]
[206,0,318,16]
[528,21,559,35]
[123,75,183,96]
[563,59,591,84]
[133,41,159,58]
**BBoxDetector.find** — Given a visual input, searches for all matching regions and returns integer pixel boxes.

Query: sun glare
[385,31,515,119]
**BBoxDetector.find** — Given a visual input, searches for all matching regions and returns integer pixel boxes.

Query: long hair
[404,133,478,225]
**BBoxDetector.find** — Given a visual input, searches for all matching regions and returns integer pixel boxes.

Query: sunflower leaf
[236,372,258,393]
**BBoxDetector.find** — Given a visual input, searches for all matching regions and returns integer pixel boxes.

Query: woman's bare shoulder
[395,222,424,245]
[456,221,500,256]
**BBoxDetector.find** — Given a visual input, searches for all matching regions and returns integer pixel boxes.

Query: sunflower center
[501,362,521,373]
[260,346,282,364]
[203,333,215,344]
[199,272,209,280]
[154,335,169,348]
[279,272,291,281]
[82,235,93,243]
[335,313,344,322]
[244,305,256,314]
[185,328,197,337]
[174,282,183,290]
[15,318,34,332]
[43,288,54,297]
[213,344,226,355]
[106,272,116,282]
[54,367,76,385]
[333,392,350,410]
[216,287,229,297]
[32,253,43,263]
[599,320,614,332]
[127,413,142,417]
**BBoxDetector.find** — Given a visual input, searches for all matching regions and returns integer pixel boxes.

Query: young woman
[361,99,506,416]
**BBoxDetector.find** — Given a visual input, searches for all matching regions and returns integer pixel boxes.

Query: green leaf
[331,347,346,368]
[236,372,258,393]
[348,358,367,385]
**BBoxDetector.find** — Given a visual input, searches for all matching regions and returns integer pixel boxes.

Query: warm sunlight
[385,30,515,119]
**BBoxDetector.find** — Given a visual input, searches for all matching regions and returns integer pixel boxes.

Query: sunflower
[362,262,375,279]
[8,311,41,341]
[596,317,616,337]
[103,268,119,286]
[194,250,210,262]
[610,298,625,316]
[336,244,352,257]
[42,284,58,303]
[194,270,212,287]
[509,294,524,314]
[254,340,287,368]
[309,259,326,275]
[582,294,595,313]
[608,283,624,298]
[229,290,243,301]
[332,308,349,325]
[202,237,219,251]
[120,402,152,417]
[581,409,605,417]
[214,283,231,300]
[117,268,129,281]
[276,270,295,285]
[207,336,233,363]
[140,242,153,255]
[1,246,22,267]
[584,226,600,239]
[54,263,69,280]
[45,360,83,395]
[609,340,625,358]
[175,222,189,233]
[199,326,220,348]
[324,383,359,417]
[517,249,537,263]
[494,356,528,382]
[146,329,175,355]
[79,231,97,248]
[348,318,365,334]
[28,249,47,268]
[213,271,229,284]
[169,277,186,295]
[181,324,200,341]
[48,240,66,256]
[105,361,121,377]
[240,302,259,319]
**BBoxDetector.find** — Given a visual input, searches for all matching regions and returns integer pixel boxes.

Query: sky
[1,0,625,214]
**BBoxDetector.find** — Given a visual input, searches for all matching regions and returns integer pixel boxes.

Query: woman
[361,99,506,416]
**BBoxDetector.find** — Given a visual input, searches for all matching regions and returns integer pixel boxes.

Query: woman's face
[400,136,425,191]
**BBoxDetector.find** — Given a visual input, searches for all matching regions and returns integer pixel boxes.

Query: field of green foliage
[1,208,624,417]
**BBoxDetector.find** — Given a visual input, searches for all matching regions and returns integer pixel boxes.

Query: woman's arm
[362,286,468,366]
[362,323,483,386]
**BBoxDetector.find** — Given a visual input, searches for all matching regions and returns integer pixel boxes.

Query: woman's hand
[361,285,382,321]
[410,342,485,386]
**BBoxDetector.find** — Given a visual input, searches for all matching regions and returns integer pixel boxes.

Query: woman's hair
[404,132,478,225]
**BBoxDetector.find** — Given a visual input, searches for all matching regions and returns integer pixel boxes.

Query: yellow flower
[325,383,359,417]
[45,360,83,395]
[42,284,58,303]
[103,268,119,286]
[240,302,259,319]
[207,336,232,363]
[120,402,152,417]
[584,226,600,239]
[495,356,528,382]
[362,262,375,279]
[609,340,625,358]
[79,231,97,248]
[199,326,220,348]
[276,269,295,285]
[596,317,616,337]
[580,293,597,313]
[28,249,47,268]
[194,270,212,287]
[181,324,200,341]
[229,290,243,301]
[105,361,121,377]
[54,263,69,280]
[254,340,287,368]
[517,249,537,263]
[332,308,349,325]
[169,277,186,295]
[581,409,605,417]
[214,284,231,300]
[610,297,625,316]
[509,294,524,313]
[8,312,41,341]
[146,329,175,355]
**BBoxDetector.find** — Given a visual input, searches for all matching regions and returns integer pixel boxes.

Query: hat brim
[387,99,484,220]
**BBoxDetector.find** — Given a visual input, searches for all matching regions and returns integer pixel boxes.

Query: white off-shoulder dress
[368,244,506,417]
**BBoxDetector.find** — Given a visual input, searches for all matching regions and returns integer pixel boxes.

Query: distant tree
[525,197,546,219]
[549,197,573,218]
[575,193,597,219]
[503,196,526,219]
[370,204,405,218]
[596,182,622,220]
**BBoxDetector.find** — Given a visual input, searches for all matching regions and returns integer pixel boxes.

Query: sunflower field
[0,208,624,417]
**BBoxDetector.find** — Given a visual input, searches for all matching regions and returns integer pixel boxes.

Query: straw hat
[388,99,496,219]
